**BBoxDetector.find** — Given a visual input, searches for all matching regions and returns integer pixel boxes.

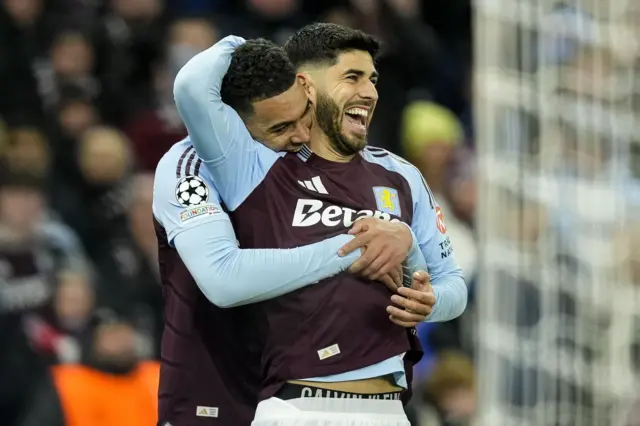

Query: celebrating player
[173,25,467,425]
[153,144,426,425]
[153,35,434,426]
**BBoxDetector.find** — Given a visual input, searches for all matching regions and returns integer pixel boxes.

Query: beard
[315,91,367,156]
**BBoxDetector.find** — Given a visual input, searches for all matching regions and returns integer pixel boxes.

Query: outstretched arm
[173,220,358,307]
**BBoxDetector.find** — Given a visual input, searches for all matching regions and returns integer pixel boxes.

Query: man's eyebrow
[267,99,311,133]
[343,69,379,80]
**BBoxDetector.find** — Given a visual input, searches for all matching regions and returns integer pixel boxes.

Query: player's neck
[308,131,354,163]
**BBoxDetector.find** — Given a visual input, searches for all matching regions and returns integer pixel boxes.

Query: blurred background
[0,0,637,425]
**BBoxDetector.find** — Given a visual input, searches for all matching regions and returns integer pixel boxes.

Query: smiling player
[174,25,467,426]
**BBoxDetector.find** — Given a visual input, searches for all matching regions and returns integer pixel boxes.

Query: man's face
[0,186,44,234]
[245,79,312,152]
[312,50,379,156]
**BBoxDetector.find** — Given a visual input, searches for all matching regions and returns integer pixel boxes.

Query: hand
[339,218,412,280]
[387,271,436,327]
[377,263,404,293]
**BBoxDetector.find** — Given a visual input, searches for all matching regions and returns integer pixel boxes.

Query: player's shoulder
[360,146,422,182]
[153,138,218,206]
[360,146,436,209]
[155,137,205,180]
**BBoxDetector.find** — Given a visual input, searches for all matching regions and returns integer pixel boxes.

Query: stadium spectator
[49,30,97,100]
[5,126,50,179]
[407,350,476,426]
[18,317,160,426]
[0,309,51,426]
[46,269,96,363]
[401,100,464,196]
[56,89,100,141]
[96,0,165,124]
[0,0,48,123]
[0,169,55,317]
[124,18,217,171]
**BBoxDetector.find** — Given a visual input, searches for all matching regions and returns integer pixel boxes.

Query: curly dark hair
[284,23,381,68]
[221,39,296,117]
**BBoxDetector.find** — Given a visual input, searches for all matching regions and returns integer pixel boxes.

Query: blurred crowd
[474,2,640,425]
[0,0,477,425]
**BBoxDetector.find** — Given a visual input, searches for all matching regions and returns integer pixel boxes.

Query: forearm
[175,221,360,307]
[401,225,428,287]
[425,275,467,322]
[173,37,243,163]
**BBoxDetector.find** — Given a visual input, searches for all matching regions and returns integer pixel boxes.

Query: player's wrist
[398,222,415,250]
[424,286,440,321]
[394,221,416,252]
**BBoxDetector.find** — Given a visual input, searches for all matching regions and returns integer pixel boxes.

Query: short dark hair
[284,23,381,68]
[221,39,296,117]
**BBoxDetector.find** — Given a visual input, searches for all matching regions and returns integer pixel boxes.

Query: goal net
[473,1,640,425]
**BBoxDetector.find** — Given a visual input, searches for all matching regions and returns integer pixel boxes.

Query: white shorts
[251,396,411,426]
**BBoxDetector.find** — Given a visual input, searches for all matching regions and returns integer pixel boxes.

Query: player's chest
[262,162,414,230]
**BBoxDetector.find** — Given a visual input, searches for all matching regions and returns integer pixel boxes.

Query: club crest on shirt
[373,186,401,217]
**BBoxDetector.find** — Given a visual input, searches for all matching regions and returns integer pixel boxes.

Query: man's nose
[359,81,378,102]
[290,121,310,144]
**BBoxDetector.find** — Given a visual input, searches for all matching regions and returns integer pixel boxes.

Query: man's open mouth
[344,107,368,128]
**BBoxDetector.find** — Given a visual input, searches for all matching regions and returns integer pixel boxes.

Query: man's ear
[297,73,316,104]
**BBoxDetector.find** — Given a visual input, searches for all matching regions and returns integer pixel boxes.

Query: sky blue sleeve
[173,35,280,211]
[405,167,468,322]
[174,222,359,307]
[152,149,360,307]
[152,147,230,244]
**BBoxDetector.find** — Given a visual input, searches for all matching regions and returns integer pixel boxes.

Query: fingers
[412,270,430,286]
[388,265,403,289]
[386,306,425,324]
[408,271,431,292]
[388,316,420,328]
[349,241,383,274]
[391,293,433,316]
[398,286,436,306]
[378,274,399,293]
[361,252,390,279]
[359,240,398,279]
[347,219,370,235]
[338,233,372,257]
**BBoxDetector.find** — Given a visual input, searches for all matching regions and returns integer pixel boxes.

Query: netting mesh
[474,1,640,425]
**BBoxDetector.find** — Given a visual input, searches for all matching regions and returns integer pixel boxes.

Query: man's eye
[346,75,358,81]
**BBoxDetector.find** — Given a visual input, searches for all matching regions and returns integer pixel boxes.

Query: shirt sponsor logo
[292,199,400,228]
[179,205,221,222]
